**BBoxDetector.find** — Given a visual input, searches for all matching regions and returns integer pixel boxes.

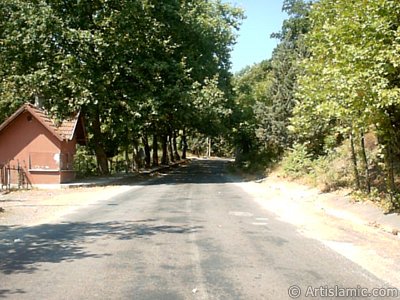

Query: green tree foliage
[231,60,272,165]
[294,0,400,145]
[0,0,243,173]
[231,0,311,166]
[254,0,311,158]
[0,0,79,116]
[292,0,400,198]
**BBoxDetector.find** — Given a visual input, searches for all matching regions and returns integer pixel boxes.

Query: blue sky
[224,0,288,73]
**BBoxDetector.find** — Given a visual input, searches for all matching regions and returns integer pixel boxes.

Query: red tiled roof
[0,103,84,142]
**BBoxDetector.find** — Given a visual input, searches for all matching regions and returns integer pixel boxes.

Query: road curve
[0,159,393,299]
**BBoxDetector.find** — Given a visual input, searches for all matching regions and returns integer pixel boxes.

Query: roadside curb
[317,195,400,237]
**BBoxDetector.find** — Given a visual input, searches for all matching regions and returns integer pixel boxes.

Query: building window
[29,152,60,171]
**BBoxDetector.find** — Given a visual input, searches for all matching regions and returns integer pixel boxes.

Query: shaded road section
[0,159,394,299]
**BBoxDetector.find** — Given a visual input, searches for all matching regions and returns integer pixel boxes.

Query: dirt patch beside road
[0,185,132,226]
[238,175,400,288]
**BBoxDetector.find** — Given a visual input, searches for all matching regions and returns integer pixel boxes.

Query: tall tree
[253,0,312,158]
[231,60,272,163]
[292,0,400,196]
[230,0,312,163]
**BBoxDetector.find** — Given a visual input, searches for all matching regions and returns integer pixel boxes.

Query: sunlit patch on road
[228,211,253,217]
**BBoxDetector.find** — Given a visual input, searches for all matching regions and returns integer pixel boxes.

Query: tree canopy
[0,0,244,172]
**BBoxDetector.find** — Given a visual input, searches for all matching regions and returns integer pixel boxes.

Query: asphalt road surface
[0,159,395,299]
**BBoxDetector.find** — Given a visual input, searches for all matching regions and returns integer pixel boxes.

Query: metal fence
[0,163,31,191]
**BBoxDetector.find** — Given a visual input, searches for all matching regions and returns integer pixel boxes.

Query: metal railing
[0,163,31,191]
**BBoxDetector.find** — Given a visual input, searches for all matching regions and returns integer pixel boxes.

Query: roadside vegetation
[231,0,400,212]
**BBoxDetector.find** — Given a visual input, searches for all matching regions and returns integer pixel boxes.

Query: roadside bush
[278,133,400,212]
[281,143,313,178]
[73,146,98,177]
[234,147,276,175]
[281,141,353,190]
[310,145,353,192]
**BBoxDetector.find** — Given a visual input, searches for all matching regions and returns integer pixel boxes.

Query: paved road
[0,159,394,299]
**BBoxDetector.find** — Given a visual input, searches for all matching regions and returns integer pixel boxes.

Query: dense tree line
[232,0,311,167]
[293,0,400,200]
[0,0,243,173]
[233,0,400,204]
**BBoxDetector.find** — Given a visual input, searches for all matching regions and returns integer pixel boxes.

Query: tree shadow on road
[71,159,250,188]
[0,220,202,277]
[116,159,247,186]
[0,289,26,298]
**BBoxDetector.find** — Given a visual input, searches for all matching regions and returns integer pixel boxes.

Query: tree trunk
[124,127,130,174]
[360,130,371,194]
[173,131,181,161]
[182,128,188,159]
[92,112,109,175]
[125,148,129,174]
[152,134,159,167]
[132,138,139,171]
[142,134,151,168]
[386,143,396,204]
[161,135,169,165]
[168,133,175,162]
[350,131,360,190]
